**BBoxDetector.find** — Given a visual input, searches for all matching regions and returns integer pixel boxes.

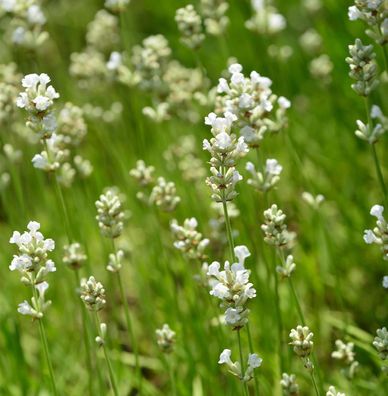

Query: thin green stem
[237,330,249,396]
[222,194,236,261]
[31,284,58,396]
[246,323,260,395]
[111,239,141,391]
[74,271,94,396]
[288,278,305,326]
[364,97,387,206]
[94,312,119,396]
[310,370,320,396]
[166,355,177,396]
[371,144,387,207]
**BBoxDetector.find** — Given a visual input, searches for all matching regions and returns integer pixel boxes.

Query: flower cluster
[246,158,282,192]
[80,276,106,311]
[200,0,229,36]
[216,63,290,148]
[363,205,388,261]
[326,386,346,396]
[245,0,286,35]
[218,349,262,382]
[16,73,59,139]
[348,1,387,46]
[280,373,300,396]
[170,218,209,261]
[149,177,181,212]
[9,221,56,318]
[175,5,205,49]
[331,339,359,378]
[63,242,87,270]
[204,112,247,202]
[0,63,22,126]
[276,254,296,279]
[0,0,49,48]
[346,39,379,96]
[130,160,155,187]
[96,188,125,239]
[207,245,256,329]
[107,249,124,273]
[355,105,387,144]
[105,0,130,13]
[373,327,388,360]
[302,192,325,209]
[156,324,176,353]
[289,325,315,370]
[261,204,296,248]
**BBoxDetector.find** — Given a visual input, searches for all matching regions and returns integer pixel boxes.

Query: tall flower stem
[364,97,387,207]
[74,270,95,396]
[246,323,260,395]
[222,192,259,395]
[237,329,249,396]
[94,312,119,396]
[166,355,177,396]
[31,283,58,396]
[44,139,72,241]
[111,239,142,392]
[278,251,322,396]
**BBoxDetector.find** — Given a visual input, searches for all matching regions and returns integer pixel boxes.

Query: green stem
[364,97,387,206]
[246,323,260,395]
[74,271,94,396]
[237,330,249,396]
[371,144,388,207]
[94,312,119,396]
[222,195,236,261]
[310,370,320,396]
[166,355,177,396]
[288,278,305,326]
[111,239,141,391]
[31,284,58,396]
[271,249,284,374]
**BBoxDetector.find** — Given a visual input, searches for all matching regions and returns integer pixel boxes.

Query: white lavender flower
[16,73,59,139]
[262,204,296,248]
[331,340,356,365]
[17,281,52,318]
[86,10,119,53]
[175,5,205,49]
[130,160,155,187]
[106,249,124,273]
[363,204,388,260]
[348,1,387,46]
[326,386,346,396]
[156,324,176,353]
[170,217,209,261]
[276,255,296,279]
[301,192,325,209]
[149,177,180,212]
[200,0,229,36]
[289,325,314,358]
[373,327,388,360]
[105,0,130,13]
[207,245,256,329]
[246,158,282,192]
[383,276,388,288]
[246,0,286,35]
[346,39,379,96]
[215,63,290,148]
[80,276,106,311]
[96,188,125,238]
[204,112,247,202]
[280,373,300,396]
[218,349,262,381]
[63,242,87,270]
[9,221,56,285]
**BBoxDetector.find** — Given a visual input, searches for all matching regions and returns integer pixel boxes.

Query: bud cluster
[246,158,282,192]
[156,324,176,353]
[346,39,379,96]
[170,217,209,261]
[175,5,205,49]
[363,205,388,261]
[245,0,286,35]
[280,373,300,396]
[80,276,106,311]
